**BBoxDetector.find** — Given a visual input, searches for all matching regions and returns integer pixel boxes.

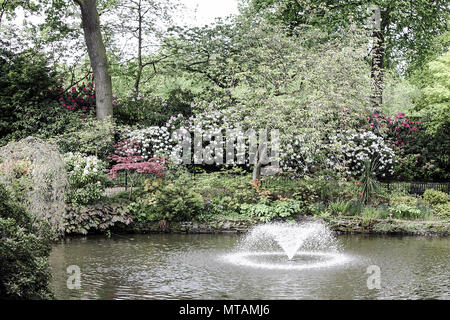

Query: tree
[417,50,450,135]
[106,0,177,94]
[165,19,374,179]
[0,47,64,145]
[241,0,450,108]
[0,0,114,119]
[73,0,113,119]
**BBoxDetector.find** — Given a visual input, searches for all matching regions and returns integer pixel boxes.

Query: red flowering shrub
[58,74,96,115]
[107,139,167,179]
[359,112,420,149]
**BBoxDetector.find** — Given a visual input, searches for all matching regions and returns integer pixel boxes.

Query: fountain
[222,221,352,270]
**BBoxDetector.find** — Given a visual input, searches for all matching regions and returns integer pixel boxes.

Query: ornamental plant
[120,126,175,160]
[58,74,96,115]
[108,139,167,198]
[359,112,420,149]
[64,152,108,206]
[337,131,395,179]
[0,137,68,234]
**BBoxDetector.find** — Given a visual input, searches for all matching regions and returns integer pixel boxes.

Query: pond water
[49,233,450,300]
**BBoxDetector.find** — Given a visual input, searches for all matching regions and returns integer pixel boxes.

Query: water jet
[223,221,351,270]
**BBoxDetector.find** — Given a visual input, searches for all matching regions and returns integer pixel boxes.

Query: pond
[49,232,450,300]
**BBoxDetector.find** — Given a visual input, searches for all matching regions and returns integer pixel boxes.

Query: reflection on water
[49,233,450,300]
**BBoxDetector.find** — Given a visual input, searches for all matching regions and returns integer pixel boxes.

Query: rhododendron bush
[114,106,408,179]
[58,75,96,115]
[64,152,108,206]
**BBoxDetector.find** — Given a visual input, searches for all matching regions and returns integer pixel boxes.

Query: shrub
[361,205,390,220]
[240,200,303,222]
[423,189,449,206]
[358,160,381,205]
[433,203,450,219]
[0,184,53,299]
[132,172,204,222]
[193,168,259,212]
[120,126,175,159]
[338,131,395,178]
[328,200,352,216]
[57,75,96,114]
[63,203,133,235]
[50,116,116,161]
[389,194,419,207]
[64,152,108,206]
[113,92,183,127]
[108,139,167,198]
[389,204,424,219]
[0,48,63,146]
[0,137,68,234]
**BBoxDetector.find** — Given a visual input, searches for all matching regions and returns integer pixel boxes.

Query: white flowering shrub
[279,133,332,173]
[337,131,395,178]
[64,152,108,205]
[121,126,174,159]
[117,107,396,179]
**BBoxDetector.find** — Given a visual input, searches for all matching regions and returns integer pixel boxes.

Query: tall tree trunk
[370,5,389,112]
[371,29,384,111]
[134,0,143,93]
[74,0,113,120]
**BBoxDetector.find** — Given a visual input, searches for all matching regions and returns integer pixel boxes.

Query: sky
[7,0,242,63]
[177,0,240,27]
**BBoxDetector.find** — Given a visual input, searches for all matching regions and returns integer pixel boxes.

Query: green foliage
[328,200,352,216]
[193,168,259,213]
[424,189,450,207]
[63,152,108,206]
[50,116,116,161]
[0,184,53,299]
[0,48,77,146]
[389,194,419,207]
[0,137,68,234]
[389,204,425,220]
[432,203,450,219]
[361,205,390,221]
[392,123,450,181]
[423,189,450,206]
[415,50,450,135]
[240,200,303,222]
[242,0,449,72]
[63,202,133,235]
[327,199,365,217]
[132,170,204,222]
[358,160,381,205]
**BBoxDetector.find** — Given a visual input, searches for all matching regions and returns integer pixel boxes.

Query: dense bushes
[0,48,79,146]
[0,137,68,234]
[130,169,204,223]
[423,189,450,219]
[113,90,193,127]
[50,116,116,162]
[0,184,53,299]
[63,202,132,235]
[392,122,450,181]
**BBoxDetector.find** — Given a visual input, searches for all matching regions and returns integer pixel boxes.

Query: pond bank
[111,215,450,237]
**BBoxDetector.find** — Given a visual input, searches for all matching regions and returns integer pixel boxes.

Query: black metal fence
[382,181,450,195]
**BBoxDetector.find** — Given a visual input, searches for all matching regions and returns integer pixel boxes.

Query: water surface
[49,233,450,299]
